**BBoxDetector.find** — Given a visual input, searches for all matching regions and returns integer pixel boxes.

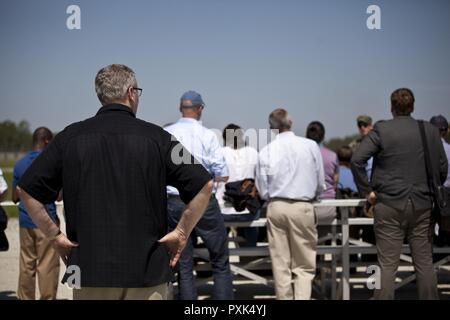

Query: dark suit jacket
[351,116,448,211]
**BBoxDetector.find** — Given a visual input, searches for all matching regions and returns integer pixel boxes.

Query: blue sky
[1,0,449,140]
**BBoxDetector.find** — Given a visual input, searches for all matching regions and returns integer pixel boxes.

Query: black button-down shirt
[18,104,211,287]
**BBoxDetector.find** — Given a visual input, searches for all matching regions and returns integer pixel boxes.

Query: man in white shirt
[165,91,233,300]
[256,108,325,300]
[0,168,8,201]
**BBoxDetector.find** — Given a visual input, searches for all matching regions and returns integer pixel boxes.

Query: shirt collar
[96,104,136,118]
[394,115,413,119]
[177,118,200,124]
[177,117,200,124]
[276,131,295,139]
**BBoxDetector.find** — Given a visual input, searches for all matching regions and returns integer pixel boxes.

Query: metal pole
[341,207,350,300]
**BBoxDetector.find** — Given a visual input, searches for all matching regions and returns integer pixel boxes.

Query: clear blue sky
[1,0,449,140]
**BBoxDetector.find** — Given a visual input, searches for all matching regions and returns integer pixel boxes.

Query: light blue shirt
[338,166,358,193]
[366,157,373,181]
[165,117,228,195]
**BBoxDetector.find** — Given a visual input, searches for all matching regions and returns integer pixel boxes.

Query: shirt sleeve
[205,132,229,179]
[165,135,212,204]
[255,150,270,201]
[17,133,64,205]
[0,168,8,194]
[312,143,326,195]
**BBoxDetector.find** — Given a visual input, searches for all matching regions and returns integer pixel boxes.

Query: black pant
[373,199,438,300]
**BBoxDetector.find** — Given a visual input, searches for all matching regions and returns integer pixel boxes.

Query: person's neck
[182,115,200,121]
[32,146,44,152]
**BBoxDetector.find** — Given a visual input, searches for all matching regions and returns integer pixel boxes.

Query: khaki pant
[73,283,170,300]
[267,200,318,300]
[18,227,60,300]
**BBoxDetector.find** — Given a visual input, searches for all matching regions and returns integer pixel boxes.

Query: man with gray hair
[256,108,325,300]
[16,64,213,300]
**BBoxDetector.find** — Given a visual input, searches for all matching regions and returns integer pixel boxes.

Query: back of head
[223,124,245,149]
[391,88,415,116]
[179,90,205,119]
[32,127,53,148]
[430,115,449,138]
[338,146,353,164]
[269,108,292,131]
[306,121,325,144]
[95,64,137,106]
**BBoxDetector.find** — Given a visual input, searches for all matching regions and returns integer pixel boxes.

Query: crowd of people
[0,64,449,300]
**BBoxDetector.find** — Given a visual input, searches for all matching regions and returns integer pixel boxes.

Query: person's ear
[128,87,137,104]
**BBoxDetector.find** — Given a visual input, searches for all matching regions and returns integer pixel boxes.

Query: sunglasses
[357,121,370,128]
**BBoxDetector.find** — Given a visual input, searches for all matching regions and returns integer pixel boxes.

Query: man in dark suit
[351,88,448,300]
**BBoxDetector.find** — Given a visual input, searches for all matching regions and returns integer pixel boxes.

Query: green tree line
[0,120,33,152]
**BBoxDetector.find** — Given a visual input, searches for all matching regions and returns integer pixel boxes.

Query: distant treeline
[324,135,360,153]
[0,120,448,155]
[0,120,33,152]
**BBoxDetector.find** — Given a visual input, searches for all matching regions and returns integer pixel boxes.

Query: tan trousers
[18,227,60,300]
[73,283,170,300]
[267,200,318,300]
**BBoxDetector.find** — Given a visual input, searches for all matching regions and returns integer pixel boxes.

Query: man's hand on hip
[158,228,187,268]
[51,233,78,265]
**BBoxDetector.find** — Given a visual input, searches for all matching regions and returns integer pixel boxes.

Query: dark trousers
[223,210,261,247]
[167,196,234,300]
[373,199,438,300]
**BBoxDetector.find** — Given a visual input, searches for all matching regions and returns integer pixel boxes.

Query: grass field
[1,159,19,218]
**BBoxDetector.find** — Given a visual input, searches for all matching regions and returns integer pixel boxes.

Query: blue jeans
[167,196,234,300]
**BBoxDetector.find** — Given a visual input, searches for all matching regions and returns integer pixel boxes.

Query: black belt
[269,197,313,203]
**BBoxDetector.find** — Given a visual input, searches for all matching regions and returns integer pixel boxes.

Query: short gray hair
[269,108,292,130]
[95,64,137,105]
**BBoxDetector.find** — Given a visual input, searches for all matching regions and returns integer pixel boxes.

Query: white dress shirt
[256,131,326,201]
[165,117,228,195]
[0,168,8,194]
[216,146,258,214]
